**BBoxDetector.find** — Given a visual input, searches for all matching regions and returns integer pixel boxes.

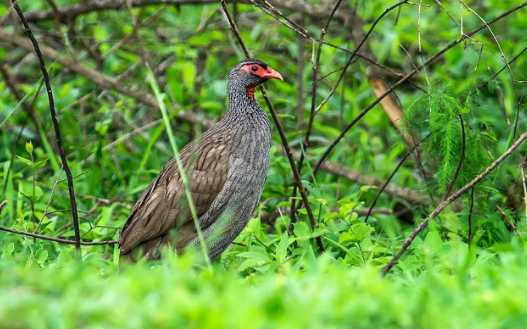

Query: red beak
[262,67,283,81]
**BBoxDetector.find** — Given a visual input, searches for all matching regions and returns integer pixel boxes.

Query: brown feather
[120,131,232,255]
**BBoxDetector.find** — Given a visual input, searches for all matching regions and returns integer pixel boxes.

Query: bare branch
[496,205,517,232]
[0,224,118,246]
[443,115,466,199]
[0,200,6,214]
[467,187,475,243]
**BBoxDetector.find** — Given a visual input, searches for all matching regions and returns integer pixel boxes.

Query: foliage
[1,0,527,327]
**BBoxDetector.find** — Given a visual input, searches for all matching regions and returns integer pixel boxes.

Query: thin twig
[314,0,409,113]
[295,20,305,129]
[459,0,512,79]
[314,2,527,175]
[496,205,517,232]
[511,96,523,142]
[364,133,431,223]
[219,0,323,250]
[479,46,527,88]
[2,126,24,195]
[10,0,82,251]
[0,225,117,245]
[290,0,343,221]
[0,64,40,134]
[382,131,527,275]
[14,0,410,81]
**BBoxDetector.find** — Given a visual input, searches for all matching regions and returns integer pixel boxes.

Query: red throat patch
[247,86,255,99]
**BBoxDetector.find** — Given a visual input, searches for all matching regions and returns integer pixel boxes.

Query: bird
[119,58,283,261]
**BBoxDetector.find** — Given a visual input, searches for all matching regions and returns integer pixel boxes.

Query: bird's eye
[251,65,258,72]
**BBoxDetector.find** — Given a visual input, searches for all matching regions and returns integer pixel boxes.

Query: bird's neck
[226,83,264,117]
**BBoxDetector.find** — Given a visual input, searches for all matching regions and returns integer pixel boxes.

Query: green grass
[2,229,527,329]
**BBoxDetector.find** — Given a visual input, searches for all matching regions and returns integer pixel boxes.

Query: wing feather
[120,132,231,255]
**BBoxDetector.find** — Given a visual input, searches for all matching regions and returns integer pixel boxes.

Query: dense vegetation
[1,0,526,327]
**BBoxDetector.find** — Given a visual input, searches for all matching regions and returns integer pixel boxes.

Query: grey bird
[120,59,283,261]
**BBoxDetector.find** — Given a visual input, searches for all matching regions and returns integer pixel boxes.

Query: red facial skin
[241,63,283,98]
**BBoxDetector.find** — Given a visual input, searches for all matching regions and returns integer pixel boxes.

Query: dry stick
[1,127,25,196]
[0,29,212,129]
[314,0,409,113]
[314,1,527,175]
[364,133,431,223]
[511,96,524,142]
[218,0,324,250]
[290,0,343,221]
[22,0,221,21]
[250,0,409,85]
[0,225,118,246]
[382,132,527,275]
[10,0,82,251]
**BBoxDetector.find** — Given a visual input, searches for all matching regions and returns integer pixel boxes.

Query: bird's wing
[119,133,231,255]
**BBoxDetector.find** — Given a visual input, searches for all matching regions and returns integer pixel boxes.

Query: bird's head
[228,59,283,99]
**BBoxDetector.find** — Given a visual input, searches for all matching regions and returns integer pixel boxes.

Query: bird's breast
[230,120,271,174]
